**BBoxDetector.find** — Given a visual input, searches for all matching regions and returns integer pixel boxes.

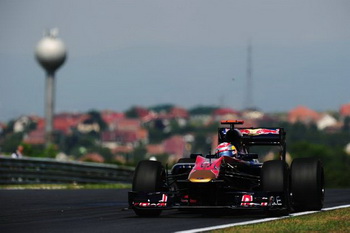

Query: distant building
[101,110,125,130]
[340,103,350,118]
[146,144,165,155]
[101,117,148,151]
[23,113,88,145]
[212,108,240,122]
[115,119,141,131]
[168,106,189,127]
[134,106,157,123]
[101,129,148,149]
[288,106,321,124]
[163,135,188,162]
[77,118,100,133]
[23,129,45,145]
[189,114,212,126]
[169,106,188,118]
[317,114,338,131]
[35,113,88,135]
[145,135,189,162]
[241,109,264,120]
[13,116,32,133]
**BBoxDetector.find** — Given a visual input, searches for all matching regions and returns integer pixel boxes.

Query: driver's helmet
[215,142,237,157]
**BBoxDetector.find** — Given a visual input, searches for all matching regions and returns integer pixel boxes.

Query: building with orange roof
[169,106,189,119]
[340,103,350,117]
[101,110,125,130]
[288,105,321,124]
[36,113,88,134]
[101,126,148,150]
[162,135,188,161]
[135,106,158,122]
[54,113,89,134]
[115,119,141,131]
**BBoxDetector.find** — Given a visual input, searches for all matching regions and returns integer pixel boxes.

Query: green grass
[0,183,131,190]
[212,207,350,233]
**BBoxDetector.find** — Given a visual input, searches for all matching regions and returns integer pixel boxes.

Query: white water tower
[35,28,67,146]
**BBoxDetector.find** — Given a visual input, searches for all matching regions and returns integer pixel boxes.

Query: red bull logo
[133,194,168,207]
[240,194,270,207]
[240,128,279,136]
[241,194,254,206]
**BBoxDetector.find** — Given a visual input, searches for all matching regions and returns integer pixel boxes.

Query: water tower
[35,29,67,146]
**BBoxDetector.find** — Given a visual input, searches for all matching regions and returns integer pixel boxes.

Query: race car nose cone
[188,170,216,183]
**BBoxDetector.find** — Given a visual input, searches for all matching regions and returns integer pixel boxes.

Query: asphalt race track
[1,189,350,233]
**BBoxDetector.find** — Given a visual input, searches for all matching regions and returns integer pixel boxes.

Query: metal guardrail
[0,156,135,184]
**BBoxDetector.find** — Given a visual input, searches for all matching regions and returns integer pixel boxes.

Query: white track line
[175,204,350,233]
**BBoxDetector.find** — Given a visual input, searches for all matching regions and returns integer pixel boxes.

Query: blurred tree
[22,143,58,158]
[124,107,139,118]
[343,116,350,133]
[132,145,147,164]
[189,105,218,115]
[1,132,24,153]
[87,110,107,131]
[149,153,170,166]
[43,144,59,158]
[62,129,97,158]
[191,132,212,154]
[1,120,15,136]
[289,141,350,188]
[87,146,114,162]
[149,104,174,113]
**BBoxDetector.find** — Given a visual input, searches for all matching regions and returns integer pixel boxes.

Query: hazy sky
[1,0,349,121]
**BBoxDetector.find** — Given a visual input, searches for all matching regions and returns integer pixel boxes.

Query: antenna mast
[245,40,253,110]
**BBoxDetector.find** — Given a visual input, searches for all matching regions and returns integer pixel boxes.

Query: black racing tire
[291,158,324,211]
[261,160,289,192]
[261,160,290,216]
[177,158,195,163]
[133,160,165,192]
[132,160,165,217]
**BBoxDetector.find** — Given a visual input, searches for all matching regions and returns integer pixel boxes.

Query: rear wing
[239,128,286,146]
[218,120,287,160]
[218,127,286,146]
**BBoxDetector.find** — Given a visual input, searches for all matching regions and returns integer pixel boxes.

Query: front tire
[132,160,165,217]
[291,158,324,211]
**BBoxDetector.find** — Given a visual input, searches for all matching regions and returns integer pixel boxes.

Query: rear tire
[291,158,324,211]
[132,160,165,217]
[261,160,289,192]
[261,160,290,216]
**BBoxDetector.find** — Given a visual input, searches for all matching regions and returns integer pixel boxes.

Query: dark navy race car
[128,120,325,217]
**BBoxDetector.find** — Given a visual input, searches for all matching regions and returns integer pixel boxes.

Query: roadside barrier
[0,156,134,184]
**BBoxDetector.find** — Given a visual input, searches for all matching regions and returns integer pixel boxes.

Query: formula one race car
[128,120,325,217]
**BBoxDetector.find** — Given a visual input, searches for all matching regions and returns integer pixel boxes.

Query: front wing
[128,190,287,211]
